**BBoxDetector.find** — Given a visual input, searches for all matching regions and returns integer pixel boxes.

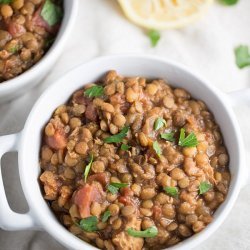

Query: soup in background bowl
[0,0,77,103]
[0,0,63,83]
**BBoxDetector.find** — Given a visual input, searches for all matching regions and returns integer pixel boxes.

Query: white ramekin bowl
[0,0,78,103]
[0,55,248,250]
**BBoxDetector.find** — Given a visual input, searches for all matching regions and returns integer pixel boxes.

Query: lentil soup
[39,71,230,250]
[0,0,63,83]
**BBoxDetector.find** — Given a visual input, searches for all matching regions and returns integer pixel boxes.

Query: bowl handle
[0,133,40,230]
[227,89,250,187]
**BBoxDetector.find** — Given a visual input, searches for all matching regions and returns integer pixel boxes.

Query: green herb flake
[219,0,238,5]
[0,0,12,4]
[164,186,179,198]
[107,185,118,194]
[102,210,111,223]
[84,85,104,98]
[148,30,160,47]
[79,216,98,232]
[84,154,93,182]
[160,132,175,142]
[127,226,158,238]
[153,141,162,157]
[41,0,63,26]
[107,182,129,194]
[154,117,167,131]
[178,128,198,147]
[8,45,20,54]
[104,126,129,144]
[235,45,250,69]
[199,181,212,195]
[121,143,130,151]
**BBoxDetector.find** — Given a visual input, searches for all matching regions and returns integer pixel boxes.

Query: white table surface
[0,0,250,249]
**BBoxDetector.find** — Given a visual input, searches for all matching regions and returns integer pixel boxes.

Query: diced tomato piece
[118,187,133,205]
[153,205,162,220]
[32,6,59,34]
[33,5,51,29]
[74,183,104,218]
[74,184,93,218]
[45,129,67,150]
[120,186,133,197]
[118,195,131,205]
[7,22,26,37]
[88,173,109,187]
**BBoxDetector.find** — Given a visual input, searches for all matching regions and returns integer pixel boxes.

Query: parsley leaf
[84,85,104,98]
[79,216,98,232]
[219,0,238,5]
[199,182,212,195]
[107,182,128,194]
[41,0,63,26]
[164,186,179,198]
[148,30,160,47]
[0,0,12,4]
[121,143,130,151]
[104,126,129,143]
[127,226,158,238]
[107,185,118,194]
[178,128,198,147]
[84,154,93,182]
[235,45,250,69]
[102,210,111,223]
[8,45,20,54]
[161,132,175,142]
[153,141,162,157]
[154,117,167,131]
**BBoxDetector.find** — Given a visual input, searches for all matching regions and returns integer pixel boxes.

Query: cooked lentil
[39,71,230,250]
[0,0,63,83]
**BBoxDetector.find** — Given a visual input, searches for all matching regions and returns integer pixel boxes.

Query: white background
[0,0,250,249]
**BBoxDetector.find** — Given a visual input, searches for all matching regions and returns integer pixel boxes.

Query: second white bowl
[0,0,78,103]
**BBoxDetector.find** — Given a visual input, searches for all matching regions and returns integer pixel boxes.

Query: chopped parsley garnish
[83,154,93,182]
[219,0,238,5]
[102,210,111,223]
[148,30,160,47]
[235,45,250,69]
[0,0,12,3]
[79,216,98,232]
[154,117,167,131]
[127,226,158,238]
[41,0,63,26]
[199,181,212,195]
[178,128,198,147]
[84,85,104,98]
[107,182,129,194]
[121,143,130,151]
[153,141,162,157]
[104,126,129,143]
[164,186,179,198]
[8,45,20,54]
[160,132,175,142]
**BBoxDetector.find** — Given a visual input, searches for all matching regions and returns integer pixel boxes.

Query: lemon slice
[117,0,214,30]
